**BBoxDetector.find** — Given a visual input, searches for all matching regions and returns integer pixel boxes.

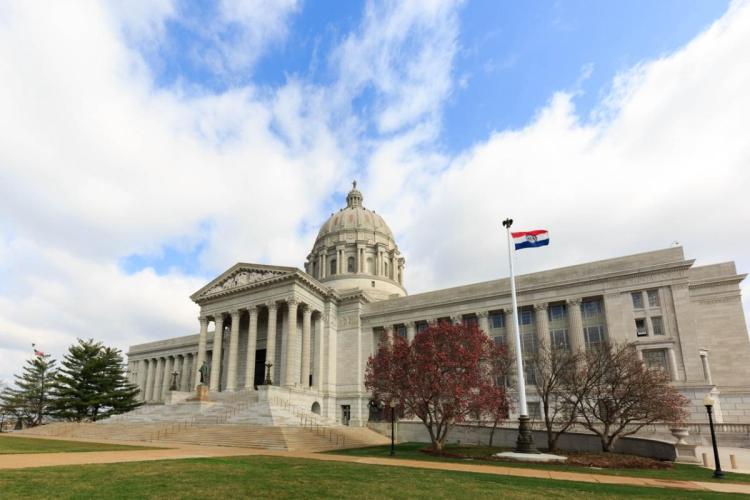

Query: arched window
[330,259,337,275]
[311,401,321,415]
[347,256,355,273]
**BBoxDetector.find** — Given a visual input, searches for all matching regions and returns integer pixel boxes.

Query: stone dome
[305,182,406,300]
[314,184,394,245]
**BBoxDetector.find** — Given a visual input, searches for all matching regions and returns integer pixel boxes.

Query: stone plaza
[127,183,750,426]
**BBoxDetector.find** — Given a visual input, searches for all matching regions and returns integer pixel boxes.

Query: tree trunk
[548,432,560,453]
[489,421,498,447]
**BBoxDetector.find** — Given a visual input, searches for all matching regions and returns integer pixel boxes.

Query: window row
[631,289,660,309]
[635,316,664,337]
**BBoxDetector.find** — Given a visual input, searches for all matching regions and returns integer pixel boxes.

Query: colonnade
[196,296,321,394]
[135,352,197,402]
[376,298,599,360]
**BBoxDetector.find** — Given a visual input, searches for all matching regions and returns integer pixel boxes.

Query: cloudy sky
[1,0,748,383]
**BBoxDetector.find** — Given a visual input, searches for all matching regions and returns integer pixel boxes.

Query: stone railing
[270,395,347,447]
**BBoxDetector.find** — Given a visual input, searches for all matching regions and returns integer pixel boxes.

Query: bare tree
[532,345,588,452]
[573,343,689,452]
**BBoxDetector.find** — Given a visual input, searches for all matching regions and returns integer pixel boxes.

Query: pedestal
[192,384,209,402]
[515,415,538,454]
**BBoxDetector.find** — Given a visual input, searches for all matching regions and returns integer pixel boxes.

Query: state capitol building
[127,184,750,426]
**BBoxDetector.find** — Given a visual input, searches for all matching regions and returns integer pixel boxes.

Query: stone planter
[670,427,689,445]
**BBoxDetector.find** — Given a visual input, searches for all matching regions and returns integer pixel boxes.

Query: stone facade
[128,185,750,425]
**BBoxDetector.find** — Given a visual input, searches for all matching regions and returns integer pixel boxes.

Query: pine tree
[51,339,142,422]
[0,354,57,427]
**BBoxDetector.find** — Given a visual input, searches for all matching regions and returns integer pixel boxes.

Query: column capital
[198,316,209,324]
[247,304,259,316]
[476,311,489,318]
[301,304,312,316]
[213,312,225,321]
[287,296,299,307]
[566,298,582,306]
[230,309,241,319]
[534,303,548,311]
[265,301,278,311]
[404,320,416,327]
[450,314,462,324]
[503,307,514,315]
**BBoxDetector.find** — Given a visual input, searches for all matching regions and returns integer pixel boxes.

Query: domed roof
[315,182,394,242]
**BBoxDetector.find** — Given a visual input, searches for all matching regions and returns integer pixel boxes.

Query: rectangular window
[651,316,664,336]
[520,310,534,326]
[489,312,505,329]
[635,318,648,337]
[528,401,541,420]
[631,292,643,309]
[416,321,429,333]
[524,363,536,385]
[522,332,537,353]
[582,300,603,319]
[550,329,569,350]
[395,324,407,340]
[643,349,670,377]
[548,304,566,321]
[463,315,478,328]
[584,325,605,347]
[493,335,507,347]
[647,290,660,307]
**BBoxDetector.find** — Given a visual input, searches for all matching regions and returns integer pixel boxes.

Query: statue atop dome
[346,180,363,208]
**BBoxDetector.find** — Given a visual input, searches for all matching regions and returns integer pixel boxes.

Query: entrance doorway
[342,405,351,426]
[254,349,266,388]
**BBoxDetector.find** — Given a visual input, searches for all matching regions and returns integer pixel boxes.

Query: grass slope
[0,455,742,499]
[0,435,159,454]
[329,443,750,484]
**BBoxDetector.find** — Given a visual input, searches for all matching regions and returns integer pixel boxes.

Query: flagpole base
[514,415,538,454]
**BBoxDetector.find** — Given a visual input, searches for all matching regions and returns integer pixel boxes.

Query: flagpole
[502,218,537,453]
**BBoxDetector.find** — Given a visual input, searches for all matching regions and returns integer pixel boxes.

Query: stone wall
[368,421,677,461]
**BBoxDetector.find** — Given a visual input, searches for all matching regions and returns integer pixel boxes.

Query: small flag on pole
[511,230,549,250]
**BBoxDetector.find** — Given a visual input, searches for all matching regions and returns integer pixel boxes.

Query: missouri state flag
[512,230,549,250]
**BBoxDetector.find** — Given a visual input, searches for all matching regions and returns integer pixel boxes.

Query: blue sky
[1,0,748,380]
[119,0,730,278]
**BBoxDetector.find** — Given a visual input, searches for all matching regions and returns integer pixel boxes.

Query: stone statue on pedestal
[199,361,209,385]
[169,371,178,391]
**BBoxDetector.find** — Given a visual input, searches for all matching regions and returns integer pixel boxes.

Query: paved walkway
[1,435,749,495]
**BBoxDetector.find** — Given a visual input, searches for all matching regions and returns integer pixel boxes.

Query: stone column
[284,298,299,387]
[180,354,189,391]
[244,305,259,389]
[194,316,209,389]
[210,314,224,391]
[144,359,155,401]
[161,356,173,398]
[153,358,164,401]
[226,310,241,391]
[266,302,278,384]
[566,298,585,352]
[136,359,147,401]
[405,321,416,343]
[301,305,312,387]
[477,311,489,335]
[534,303,550,353]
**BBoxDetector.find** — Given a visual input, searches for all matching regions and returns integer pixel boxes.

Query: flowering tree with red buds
[365,321,510,451]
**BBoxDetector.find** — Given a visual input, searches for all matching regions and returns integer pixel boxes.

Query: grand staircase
[15,392,388,452]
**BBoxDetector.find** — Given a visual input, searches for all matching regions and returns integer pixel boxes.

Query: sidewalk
[0,435,748,495]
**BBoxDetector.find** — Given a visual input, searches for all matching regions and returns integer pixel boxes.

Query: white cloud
[0,0,749,385]
[396,1,750,308]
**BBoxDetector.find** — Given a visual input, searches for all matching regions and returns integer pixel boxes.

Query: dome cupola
[305,182,406,300]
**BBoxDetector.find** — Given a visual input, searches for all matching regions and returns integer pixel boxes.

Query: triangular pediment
[190,263,298,302]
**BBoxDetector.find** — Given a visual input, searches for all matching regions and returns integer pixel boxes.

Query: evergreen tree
[0,353,57,427]
[51,339,141,421]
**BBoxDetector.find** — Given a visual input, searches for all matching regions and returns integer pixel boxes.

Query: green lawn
[0,435,160,454]
[329,443,750,485]
[0,455,743,499]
